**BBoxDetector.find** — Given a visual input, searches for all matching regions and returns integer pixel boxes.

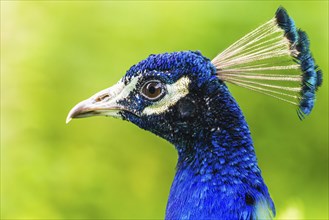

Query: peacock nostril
[95,94,110,102]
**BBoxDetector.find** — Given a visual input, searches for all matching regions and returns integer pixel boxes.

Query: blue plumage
[67,7,321,220]
[121,51,275,218]
[69,51,276,219]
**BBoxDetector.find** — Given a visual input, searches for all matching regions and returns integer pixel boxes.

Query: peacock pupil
[148,84,156,94]
[141,81,163,100]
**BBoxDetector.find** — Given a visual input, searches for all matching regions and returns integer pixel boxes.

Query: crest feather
[212,6,322,119]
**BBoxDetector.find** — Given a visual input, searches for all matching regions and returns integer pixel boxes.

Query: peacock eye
[141,80,165,101]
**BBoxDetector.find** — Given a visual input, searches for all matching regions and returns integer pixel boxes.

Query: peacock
[66,7,322,219]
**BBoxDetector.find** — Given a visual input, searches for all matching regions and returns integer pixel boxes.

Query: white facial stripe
[142,76,190,115]
[92,76,140,105]
[116,77,140,101]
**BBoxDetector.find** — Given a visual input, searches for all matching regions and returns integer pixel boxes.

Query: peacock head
[67,7,322,145]
[66,51,232,145]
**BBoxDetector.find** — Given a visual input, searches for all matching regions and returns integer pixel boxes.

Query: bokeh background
[1,1,328,219]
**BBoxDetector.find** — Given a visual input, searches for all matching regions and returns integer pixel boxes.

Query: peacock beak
[66,81,127,124]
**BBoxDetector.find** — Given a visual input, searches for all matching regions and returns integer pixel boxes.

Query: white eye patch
[142,76,191,115]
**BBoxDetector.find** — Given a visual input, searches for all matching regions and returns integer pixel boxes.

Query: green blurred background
[1,1,328,219]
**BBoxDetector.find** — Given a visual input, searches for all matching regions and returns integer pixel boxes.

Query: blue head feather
[124,51,214,86]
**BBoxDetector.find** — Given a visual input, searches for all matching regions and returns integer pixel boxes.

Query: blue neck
[165,84,275,219]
